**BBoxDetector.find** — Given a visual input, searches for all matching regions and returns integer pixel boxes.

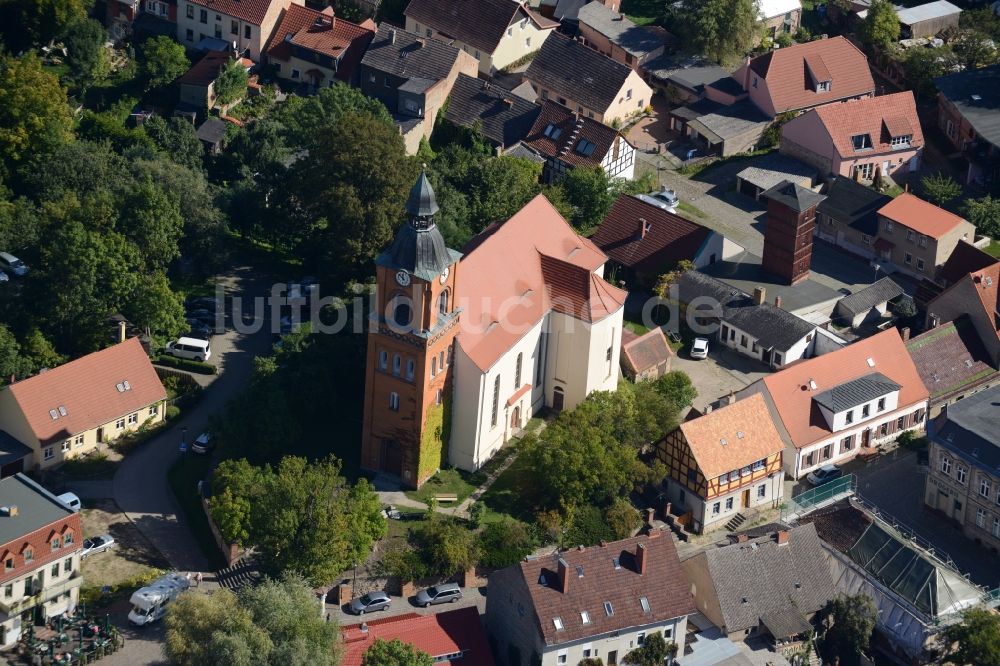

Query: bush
[794,26,812,42]
[109,420,170,455]
[564,505,615,548]
[477,517,537,568]
[775,32,793,48]
[166,405,181,420]
[154,354,217,375]
[80,567,166,607]
[376,546,428,583]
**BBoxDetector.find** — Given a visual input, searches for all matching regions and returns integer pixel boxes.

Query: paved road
[329,584,487,627]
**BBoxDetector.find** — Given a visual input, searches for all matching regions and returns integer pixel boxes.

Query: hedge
[154,355,217,375]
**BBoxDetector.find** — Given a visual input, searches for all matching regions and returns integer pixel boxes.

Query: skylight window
[580,610,591,624]
[604,601,614,616]
[49,409,59,420]
[58,406,67,416]
[553,616,564,631]
[866,357,875,368]
[575,139,596,156]
[640,597,651,613]
[575,565,584,578]
[123,380,131,391]
[543,124,561,140]
[613,557,621,570]
[851,134,873,151]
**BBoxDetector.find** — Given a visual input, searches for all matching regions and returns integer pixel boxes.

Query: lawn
[621,0,662,25]
[167,455,227,570]
[676,200,707,219]
[404,468,478,506]
[477,451,540,524]
[984,243,1000,260]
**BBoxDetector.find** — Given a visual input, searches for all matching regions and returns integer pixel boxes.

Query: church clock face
[439,267,449,284]
[395,271,411,287]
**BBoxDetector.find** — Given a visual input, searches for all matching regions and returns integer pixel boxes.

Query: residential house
[759,0,802,38]
[802,499,983,660]
[404,0,558,76]
[872,193,975,281]
[264,5,375,88]
[780,91,924,180]
[359,24,478,154]
[524,32,653,125]
[896,0,962,38]
[925,385,1000,552]
[0,474,84,647]
[107,0,177,42]
[736,328,929,479]
[341,607,494,666]
[926,260,1000,367]
[0,338,167,471]
[681,524,835,653]
[177,49,253,110]
[934,63,1000,186]
[655,393,785,534]
[642,55,734,105]
[522,102,636,182]
[176,0,301,61]
[485,532,695,666]
[832,276,905,329]
[620,328,672,382]
[733,36,875,117]
[813,175,892,255]
[443,74,542,150]
[907,317,1000,417]
[577,2,670,71]
[360,176,626,486]
[936,240,999,290]
[590,194,735,286]
[538,0,619,26]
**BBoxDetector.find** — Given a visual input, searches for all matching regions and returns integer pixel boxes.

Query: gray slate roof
[835,277,904,318]
[643,55,732,94]
[361,24,463,81]
[525,32,635,112]
[676,270,746,310]
[377,174,461,281]
[196,118,227,144]
[812,372,901,413]
[577,2,668,58]
[0,474,76,545]
[694,523,835,635]
[685,99,771,143]
[934,63,1000,147]
[933,384,1000,473]
[762,179,826,213]
[817,176,892,237]
[444,74,542,148]
[724,300,818,352]
[735,153,818,191]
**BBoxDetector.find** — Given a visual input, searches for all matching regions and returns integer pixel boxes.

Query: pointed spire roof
[761,180,825,213]
[406,171,440,218]
[376,172,460,281]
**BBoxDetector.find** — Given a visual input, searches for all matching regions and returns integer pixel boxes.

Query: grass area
[58,453,117,479]
[883,184,905,198]
[404,468,478,505]
[478,450,539,524]
[984,243,1000,259]
[167,455,226,570]
[624,318,651,336]
[676,200,707,219]
[621,0,662,25]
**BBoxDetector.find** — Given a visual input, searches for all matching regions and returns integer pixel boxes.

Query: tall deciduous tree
[558,166,615,231]
[275,83,393,146]
[942,607,1000,666]
[361,639,433,666]
[822,594,878,666]
[124,272,187,337]
[143,116,205,171]
[677,0,760,64]
[920,172,962,206]
[860,0,900,50]
[215,58,249,107]
[141,35,190,90]
[964,195,1000,238]
[0,54,74,178]
[4,0,90,50]
[63,17,109,90]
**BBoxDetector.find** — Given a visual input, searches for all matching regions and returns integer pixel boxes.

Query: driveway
[672,344,768,413]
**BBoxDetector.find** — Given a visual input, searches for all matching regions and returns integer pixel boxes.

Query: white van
[56,492,81,512]
[0,252,27,276]
[164,337,211,362]
[128,572,190,626]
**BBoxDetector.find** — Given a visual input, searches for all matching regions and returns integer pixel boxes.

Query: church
[360,173,628,488]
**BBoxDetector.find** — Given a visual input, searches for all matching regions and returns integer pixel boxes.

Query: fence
[782,474,856,522]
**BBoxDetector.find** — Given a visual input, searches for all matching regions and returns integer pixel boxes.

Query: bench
[432,494,458,503]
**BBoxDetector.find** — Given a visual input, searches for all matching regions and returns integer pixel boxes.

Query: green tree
[921,172,962,206]
[119,178,185,269]
[859,0,899,50]
[361,638,433,666]
[964,195,1000,238]
[605,496,642,539]
[677,0,760,64]
[275,83,393,146]
[0,325,30,384]
[143,116,204,171]
[625,631,676,666]
[822,595,877,666]
[375,545,428,583]
[902,46,958,98]
[164,588,271,666]
[942,607,1000,666]
[215,58,249,107]
[0,54,74,178]
[19,328,64,371]
[124,272,187,338]
[558,166,614,231]
[63,17,109,90]
[960,7,1000,42]
[953,31,1000,70]
[5,0,90,50]
[476,517,537,568]
[467,156,542,231]
[653,371,698,411]
[412,515,479,577]
[141,35,190,90]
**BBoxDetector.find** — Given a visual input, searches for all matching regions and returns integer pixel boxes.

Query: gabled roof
[577,2,670,59]
[817,176,892,237]
[684,523,835,635]
[590,194,712,277]
[934,63,1000,147]
[676,270,746,309]
[933,383,1000,470]
[877,193,968,240]
[185,0,279,25]
[740,36,874,114]
[930,262,1000,346]
[361,24,464,81]
[723,300,818,352]
[524,101,628,169]
[743,328,928,448]
[906,317,1000,402]
[265,6,374,78]
[938,241,999,287]
[196,118,227,144]
[526,32,637,113]
[404,0,557,54]
[456,195,625,371]
[444,74,542,148]
[800,91,924,158]
[510,532,694,646]
[678,393,785,479]
[736,153,817,192]
[4,338,166,447]
[896,0,962,26]
[341,607,494,666]
[178,50,250,87]
[835,277,904,318]
[642,55,732,95]
[812,372,902,413]
[621,327,673,375]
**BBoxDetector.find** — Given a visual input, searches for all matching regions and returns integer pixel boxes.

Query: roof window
[640,596,651,613]
[581,610,591,624]
[553,616,564,631]
[604,601,614,616]
[543,124,562,140]
[575,139,596,156]
[851,134,873,151]
[58,406,67,416]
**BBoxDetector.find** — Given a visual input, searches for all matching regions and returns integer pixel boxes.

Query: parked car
[634,193,675,212]
[81,535,115,559]
[414,583,462,607]
[164,337,211,362]
[57,492,81,511]
[185,296,222,313]
[186,318,213,339]
[648,187,679,208]
[0,252,27,276]
[690,337,709,359]
[349,590,392,615]
[191,432,213,454]
[186,308,217,326]
[806,463,843,486]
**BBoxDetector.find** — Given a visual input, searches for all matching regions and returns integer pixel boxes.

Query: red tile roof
[808,91,923,158]
[178,50,252,87]
[265,5,375,81]
[5,338,166,446]
[740,36,874,113]
[186,0,281,26]
[679,393,785,479]
[524,101,630,169]
[590,194,712,279]
[877,193,967,240]
[621,327,673,376]
[512,531,695,646]
[341,607,494,666]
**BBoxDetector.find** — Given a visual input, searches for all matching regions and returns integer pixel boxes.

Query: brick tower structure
[760,180,826,286]
[360,173,462,488]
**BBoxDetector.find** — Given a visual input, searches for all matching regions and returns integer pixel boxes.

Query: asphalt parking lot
[329,584,487,626]
[671,343,768,413]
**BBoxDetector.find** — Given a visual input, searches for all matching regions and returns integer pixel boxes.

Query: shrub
[564,505,615,548]
[166,405,181,420]
[109,420,169,455]
[154,355,217,375]
[775,32,793,48]
[477,517,537,568]
[375,546,428,583]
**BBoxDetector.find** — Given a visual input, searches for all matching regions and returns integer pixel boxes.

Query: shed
[897,1,962,38]
[735,153,818,201]
[833,277,905,328]
[196,118,228,155]
[620,327,673,381]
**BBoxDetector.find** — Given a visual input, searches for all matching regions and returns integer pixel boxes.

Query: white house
[175,0,300,61]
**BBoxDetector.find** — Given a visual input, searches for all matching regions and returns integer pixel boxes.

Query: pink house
[780,91,923,181]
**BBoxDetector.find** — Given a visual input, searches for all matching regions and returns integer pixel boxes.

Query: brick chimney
[389,28,396,44]
[753,286,766,305]
[774,295,782,309]
[644,507,655,525]
[118,320,127,344]
[901,326,910,342]
[776,529,789,545]
[736,533,749,543]
[635,543,647,574]
[639,217,648,239]
[557,557,570,593]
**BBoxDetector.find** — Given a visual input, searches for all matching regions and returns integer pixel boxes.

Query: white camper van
[127,572,191,626]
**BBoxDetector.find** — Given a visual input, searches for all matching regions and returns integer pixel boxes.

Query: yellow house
[0,338,167,471]
[176,0,302,62]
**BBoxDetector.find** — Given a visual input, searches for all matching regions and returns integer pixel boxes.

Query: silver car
[349,590,391,615]
[414,583,462,608]
[81,535,115,559]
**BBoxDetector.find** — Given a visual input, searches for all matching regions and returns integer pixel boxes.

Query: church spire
[405,170,440,226]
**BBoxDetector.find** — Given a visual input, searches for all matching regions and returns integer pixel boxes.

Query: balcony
[0,572,81,616]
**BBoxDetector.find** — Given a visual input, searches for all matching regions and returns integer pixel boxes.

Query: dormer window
[851,134,873,151]
[890,134,912,148]
[816,80,830,92]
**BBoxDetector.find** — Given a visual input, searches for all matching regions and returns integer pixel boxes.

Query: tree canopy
[821,595,877,666]
[361,639,433,666]
[920,173,962,206]
[215,59,249,107]
[674,0,760,64]
[942,607,1000,666]
[141,35,190,90]
[859,0,900,50]
[63,17,109,90]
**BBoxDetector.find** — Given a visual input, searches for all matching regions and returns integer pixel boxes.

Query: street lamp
[873,263,881,281]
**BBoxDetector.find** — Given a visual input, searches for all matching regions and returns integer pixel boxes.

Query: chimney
[726,390,736,406]
[753,286,766,305]
[389,28,396,44]
[416,38,425,49]
[635,543,647,574]
[557,557,570,593]
[644,507,655,525]
[776,529,789,545]
[7,505,17,517]
[502,97,513,108]
[930,313,941,329]
[901,326,910,342]
[704,403,713,413]
[118,320,127,344]
[736,533,749,543]
[774,295,782,309]
[639,217,648,238]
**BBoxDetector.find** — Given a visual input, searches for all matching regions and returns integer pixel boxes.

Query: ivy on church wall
[418,392,452,483]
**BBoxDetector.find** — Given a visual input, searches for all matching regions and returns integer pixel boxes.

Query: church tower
[360,172,462,488]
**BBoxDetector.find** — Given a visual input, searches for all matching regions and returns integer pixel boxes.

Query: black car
[186,296,223,313]
[186,319,213,339]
